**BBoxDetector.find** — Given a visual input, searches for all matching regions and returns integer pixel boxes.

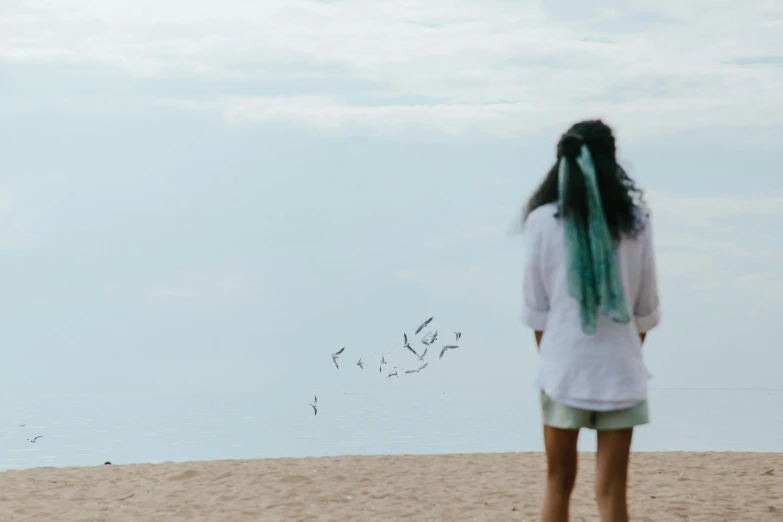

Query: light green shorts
[540,390,649,431]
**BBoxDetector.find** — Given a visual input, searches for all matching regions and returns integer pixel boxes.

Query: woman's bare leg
[541,426,579,522]
[595,428,634,522]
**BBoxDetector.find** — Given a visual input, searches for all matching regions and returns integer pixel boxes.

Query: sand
[0,452,780,521]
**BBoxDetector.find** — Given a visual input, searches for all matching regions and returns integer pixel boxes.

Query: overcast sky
[1,0,781,398]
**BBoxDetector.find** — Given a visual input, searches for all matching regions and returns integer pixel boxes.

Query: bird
[417,346,428,361]
[356,358,364,369]
[439,345,459,359]
[403,333,419,357]
[405,363,429,374]
[19,424,25,427]
[27,436,43,443]
[374,343,399,371]
[310,396,318,416]
[415,317,434,335]
[387,369,399,379]
[421,330,438,346]
[331,347,345,369]
[454,331,462,341]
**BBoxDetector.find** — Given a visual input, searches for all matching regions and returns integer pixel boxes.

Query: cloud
[395,270,418,280]
[0,190,36,248]
[648,190,783,299]
[648,190,783,223]
[215,96,538,140]
[471,178,513,188]
[724,56,783,66]
[725,271,783,299]
[1,1,782,141]
[26,295,68,306]
[0,172,61,249]
[424,225,507,249]
[105,263,260,305]
[402,190,783,306]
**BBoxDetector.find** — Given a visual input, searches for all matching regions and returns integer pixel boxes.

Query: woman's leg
[541,425,580,522]
[594,428,634,522]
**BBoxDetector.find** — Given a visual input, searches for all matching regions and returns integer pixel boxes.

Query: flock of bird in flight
[309,316,462,416]
[17,424,43,444]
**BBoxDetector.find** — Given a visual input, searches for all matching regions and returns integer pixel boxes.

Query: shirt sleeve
[522,217,549,330]
[634,217,662,333]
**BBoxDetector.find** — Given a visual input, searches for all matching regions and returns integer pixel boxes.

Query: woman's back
[523,202,660,411]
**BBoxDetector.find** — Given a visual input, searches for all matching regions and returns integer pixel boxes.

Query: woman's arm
[634,218,661,336]
[522,215,550,335]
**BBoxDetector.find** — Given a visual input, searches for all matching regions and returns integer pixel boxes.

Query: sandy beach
[0,452,780,521]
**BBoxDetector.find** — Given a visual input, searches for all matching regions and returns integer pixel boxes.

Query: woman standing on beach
[521,120,660,522]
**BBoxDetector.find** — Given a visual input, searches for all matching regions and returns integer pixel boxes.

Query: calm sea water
[1,386,781,471]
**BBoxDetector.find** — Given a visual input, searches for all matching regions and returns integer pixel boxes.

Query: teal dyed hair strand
[558,145,631,334]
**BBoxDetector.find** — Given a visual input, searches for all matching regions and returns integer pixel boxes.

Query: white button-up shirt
[522,203,661,411]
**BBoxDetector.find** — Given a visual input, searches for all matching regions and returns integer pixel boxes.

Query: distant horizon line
[0,386,782,401]
[649,387,783,391]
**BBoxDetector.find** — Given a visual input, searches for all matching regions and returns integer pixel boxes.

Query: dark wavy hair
[522,119,646,240]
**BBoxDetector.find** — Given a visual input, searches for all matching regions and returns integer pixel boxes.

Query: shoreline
[1,452,780,520]
[3,448,783,470]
